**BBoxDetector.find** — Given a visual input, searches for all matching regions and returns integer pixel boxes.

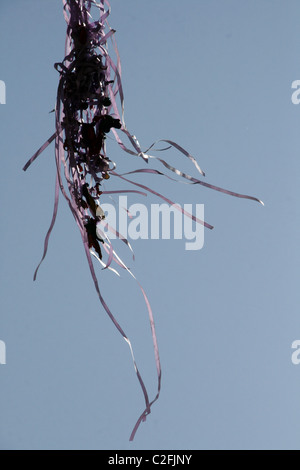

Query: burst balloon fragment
[23,0,263,441]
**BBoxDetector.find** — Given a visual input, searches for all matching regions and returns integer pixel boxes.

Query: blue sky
[1,0,300,450]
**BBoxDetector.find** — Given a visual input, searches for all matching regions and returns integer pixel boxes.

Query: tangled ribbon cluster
[23,0,263,441]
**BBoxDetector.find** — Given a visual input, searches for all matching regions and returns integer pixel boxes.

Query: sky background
[1,0,300,450]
